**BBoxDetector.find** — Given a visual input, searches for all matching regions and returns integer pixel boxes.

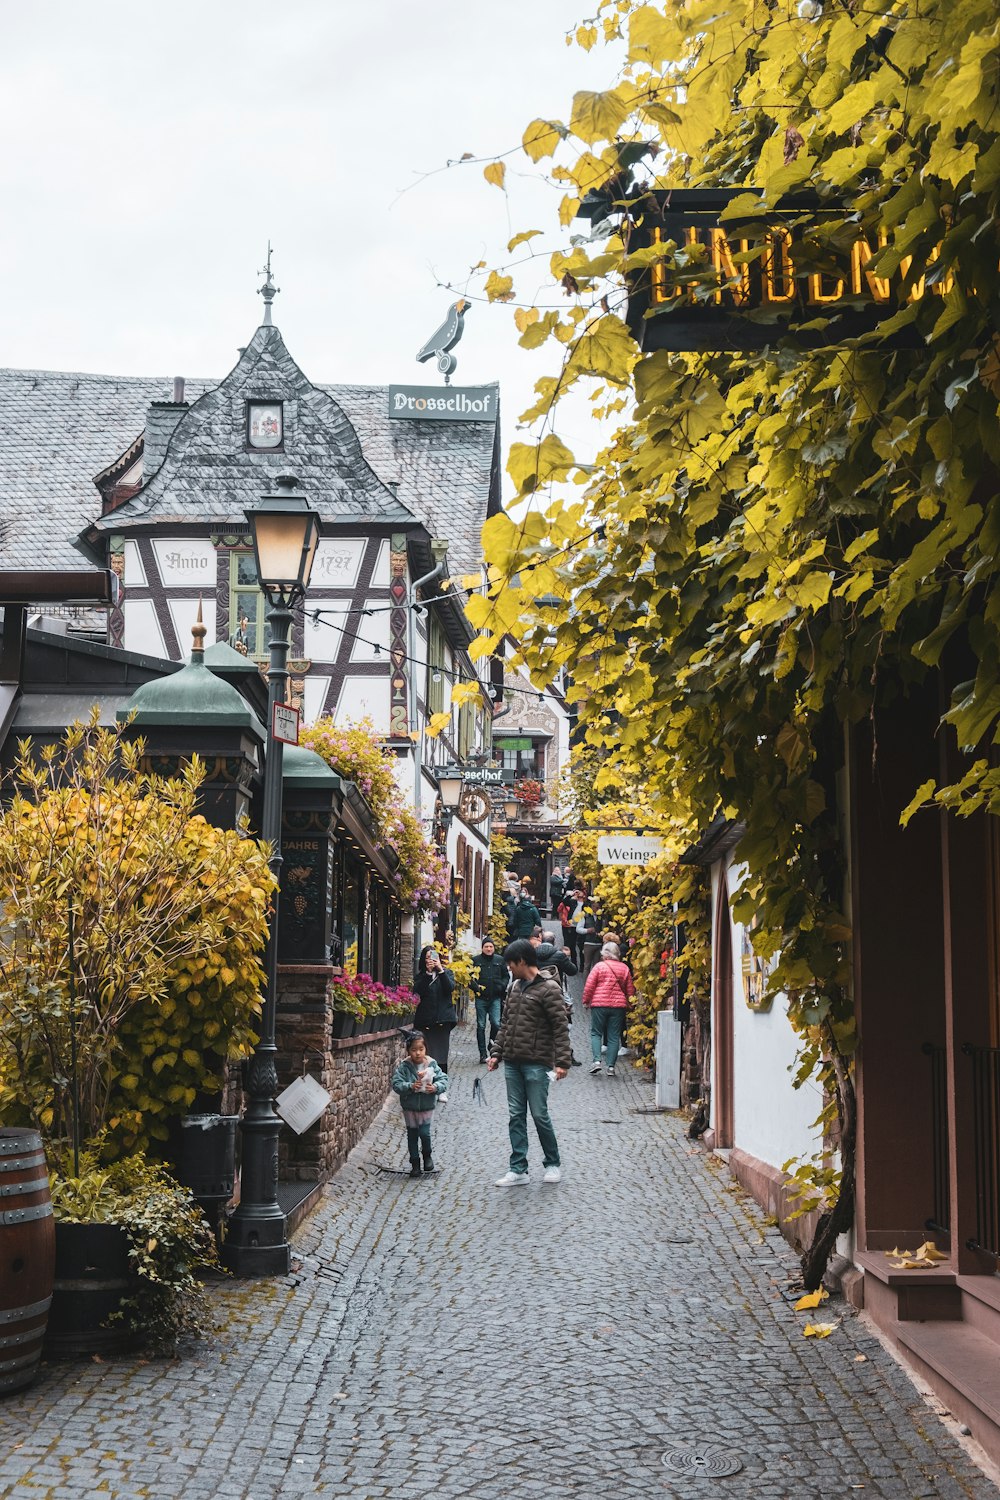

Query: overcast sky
[1,2,613,467]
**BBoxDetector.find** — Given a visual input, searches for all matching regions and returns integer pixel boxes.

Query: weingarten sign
[583,188,951,351]
[388,385,497,423]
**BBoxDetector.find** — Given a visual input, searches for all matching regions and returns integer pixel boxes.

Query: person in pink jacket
[582,942,635,1076]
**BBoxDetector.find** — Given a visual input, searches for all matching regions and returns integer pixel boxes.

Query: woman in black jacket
[413,945,458,1073]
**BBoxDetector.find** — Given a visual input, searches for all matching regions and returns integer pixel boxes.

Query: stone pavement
[2,997,999,1500]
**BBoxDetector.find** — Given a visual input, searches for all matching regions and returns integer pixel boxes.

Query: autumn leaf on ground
[794,1287,829,1310]
[803,1321,838,1338]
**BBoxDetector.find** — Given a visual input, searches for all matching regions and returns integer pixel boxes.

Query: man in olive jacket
[487,938,571,1186]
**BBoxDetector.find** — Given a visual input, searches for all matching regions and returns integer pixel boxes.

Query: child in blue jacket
[391,1031,448,1178]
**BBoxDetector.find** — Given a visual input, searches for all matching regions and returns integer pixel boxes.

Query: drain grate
[662,1447,744,1479]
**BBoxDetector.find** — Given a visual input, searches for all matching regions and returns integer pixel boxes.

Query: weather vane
[258,242,280,326]
[416,299,469,384]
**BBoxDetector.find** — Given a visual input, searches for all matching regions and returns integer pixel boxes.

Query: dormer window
[247,401,283,450]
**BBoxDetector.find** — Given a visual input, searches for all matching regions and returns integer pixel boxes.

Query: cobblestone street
[2,1002,998,1500]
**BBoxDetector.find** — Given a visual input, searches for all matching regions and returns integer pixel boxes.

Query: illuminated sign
[598,189,952,351]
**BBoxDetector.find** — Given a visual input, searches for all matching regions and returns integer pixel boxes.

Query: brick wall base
[274,963,404,1183]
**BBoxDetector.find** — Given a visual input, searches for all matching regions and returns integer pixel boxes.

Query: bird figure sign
[416,299,469,383]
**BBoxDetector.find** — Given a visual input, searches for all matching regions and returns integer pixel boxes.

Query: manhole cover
[662,1447,744,1478]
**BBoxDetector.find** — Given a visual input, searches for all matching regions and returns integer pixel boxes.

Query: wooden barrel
[0,1128,55,1396]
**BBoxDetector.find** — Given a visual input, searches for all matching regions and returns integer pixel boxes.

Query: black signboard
[585,188,944,351]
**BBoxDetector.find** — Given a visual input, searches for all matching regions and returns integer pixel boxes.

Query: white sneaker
[494,1170,529,1187]
[543,1165,562,1184]
[589,1061,602,1074]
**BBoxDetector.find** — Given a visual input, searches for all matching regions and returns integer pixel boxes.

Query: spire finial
[191,598,206,657]
[257,242,280,326]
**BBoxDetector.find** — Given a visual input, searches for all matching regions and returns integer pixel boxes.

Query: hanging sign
[597,835,664,866]
[275,1075,332,1134]
[388,385,498,423]
[272,702,300,745]
[582,188,948,352]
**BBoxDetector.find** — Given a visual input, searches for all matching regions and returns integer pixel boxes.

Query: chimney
[144,381,190,475]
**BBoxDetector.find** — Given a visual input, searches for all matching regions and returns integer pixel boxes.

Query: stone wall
[274,963,404,1183]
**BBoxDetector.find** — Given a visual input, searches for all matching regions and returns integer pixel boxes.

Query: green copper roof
[203,641,262,674]
[282,745,343,790]
[120,649,264,735]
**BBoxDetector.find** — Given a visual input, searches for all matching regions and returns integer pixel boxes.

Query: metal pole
[222,596,293,1276]
[67,895,80,1178]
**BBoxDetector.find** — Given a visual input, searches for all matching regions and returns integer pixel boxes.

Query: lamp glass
[438,773,464,809]
[503,798,521,820]
[251,508,320,593]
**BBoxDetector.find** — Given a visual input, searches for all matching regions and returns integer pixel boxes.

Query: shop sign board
[388,385,497,422]
[582,188,950,351]
[597,835,664,866]
[440,762,515,786]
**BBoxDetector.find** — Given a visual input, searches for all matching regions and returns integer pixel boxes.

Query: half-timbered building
[0,281,502,954]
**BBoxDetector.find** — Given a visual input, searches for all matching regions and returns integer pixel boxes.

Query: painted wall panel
[168,596,217,654]
[350,610,390,662]
[124,598,167,659]
[336,674,389,733]
[123,540,146,587]
[152,537,218,588]
[302,675,332,725]
[370,540,391,587]
[304,605,347,663]
[310,538,366,590]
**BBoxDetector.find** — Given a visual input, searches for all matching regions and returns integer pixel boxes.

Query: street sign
[597,835,664,866]
[387,385,498,423]
[272,702,300,745]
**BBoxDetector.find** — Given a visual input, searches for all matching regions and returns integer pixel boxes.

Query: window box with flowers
[514,777,545,809]
[330,972,418,1038]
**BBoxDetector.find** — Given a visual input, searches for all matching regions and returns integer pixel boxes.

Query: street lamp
[223,474,321,1277]
[503,796,521,823]
[437,770,464,821]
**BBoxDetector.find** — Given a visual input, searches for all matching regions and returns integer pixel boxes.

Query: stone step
[897,1319,1000,1456]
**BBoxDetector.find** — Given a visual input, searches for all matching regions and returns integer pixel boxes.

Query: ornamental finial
[192,597,206,657]
[258,242,280,325]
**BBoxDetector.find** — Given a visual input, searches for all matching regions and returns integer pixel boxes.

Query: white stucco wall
[713,859,823,1171]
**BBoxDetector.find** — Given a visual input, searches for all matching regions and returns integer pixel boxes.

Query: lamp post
[503,796,521,824]
[222,475,321,1277]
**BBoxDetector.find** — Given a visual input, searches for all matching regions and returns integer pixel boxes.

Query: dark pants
[422,1024,452,1073]
[504,1061,560,1174]
[475,996,502,1060]
[561,926,578,962]
[406,1120,432,1163]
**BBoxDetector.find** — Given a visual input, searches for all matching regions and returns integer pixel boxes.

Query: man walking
[471,937,508,1065]
[488,939,571,1185]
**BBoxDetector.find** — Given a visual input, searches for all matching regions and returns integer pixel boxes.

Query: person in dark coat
[471,937,509,1065]
[548,865,567,914]
[487,939,572,1185]
[508,891,541,940]
[413,945,458,1074]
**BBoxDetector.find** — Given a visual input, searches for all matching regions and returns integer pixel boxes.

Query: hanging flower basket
[514,778,544,808]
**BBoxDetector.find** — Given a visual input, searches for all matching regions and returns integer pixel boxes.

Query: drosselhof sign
[597,835,664,866]
[600,188,955,351]
[387,385,497,423]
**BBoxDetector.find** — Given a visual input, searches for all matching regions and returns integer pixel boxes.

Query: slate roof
[0,321,499,578]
